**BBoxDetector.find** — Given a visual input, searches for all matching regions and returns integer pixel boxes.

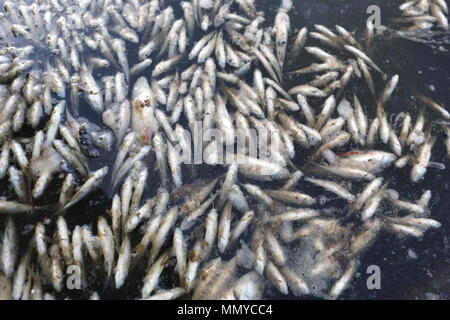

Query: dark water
[110,0,450,300]
[1,0,449,299]
[260,0,450,300]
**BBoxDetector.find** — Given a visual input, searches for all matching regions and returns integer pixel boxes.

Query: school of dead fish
[0,0,448,300]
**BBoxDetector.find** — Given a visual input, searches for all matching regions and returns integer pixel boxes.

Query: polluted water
[0,0,449,300]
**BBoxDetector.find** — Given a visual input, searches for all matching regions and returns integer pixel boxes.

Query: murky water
[254,0,450,300]
[279,0,450,300]
[0,0,449,299]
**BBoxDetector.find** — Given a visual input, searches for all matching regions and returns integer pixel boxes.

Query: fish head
[411,165,426,183]
[380,152,397,168]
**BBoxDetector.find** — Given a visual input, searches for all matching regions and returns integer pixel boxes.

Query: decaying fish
[0,0,446,302]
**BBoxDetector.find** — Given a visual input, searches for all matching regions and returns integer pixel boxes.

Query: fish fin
[100,274,112,296]
[87,61,95,74]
